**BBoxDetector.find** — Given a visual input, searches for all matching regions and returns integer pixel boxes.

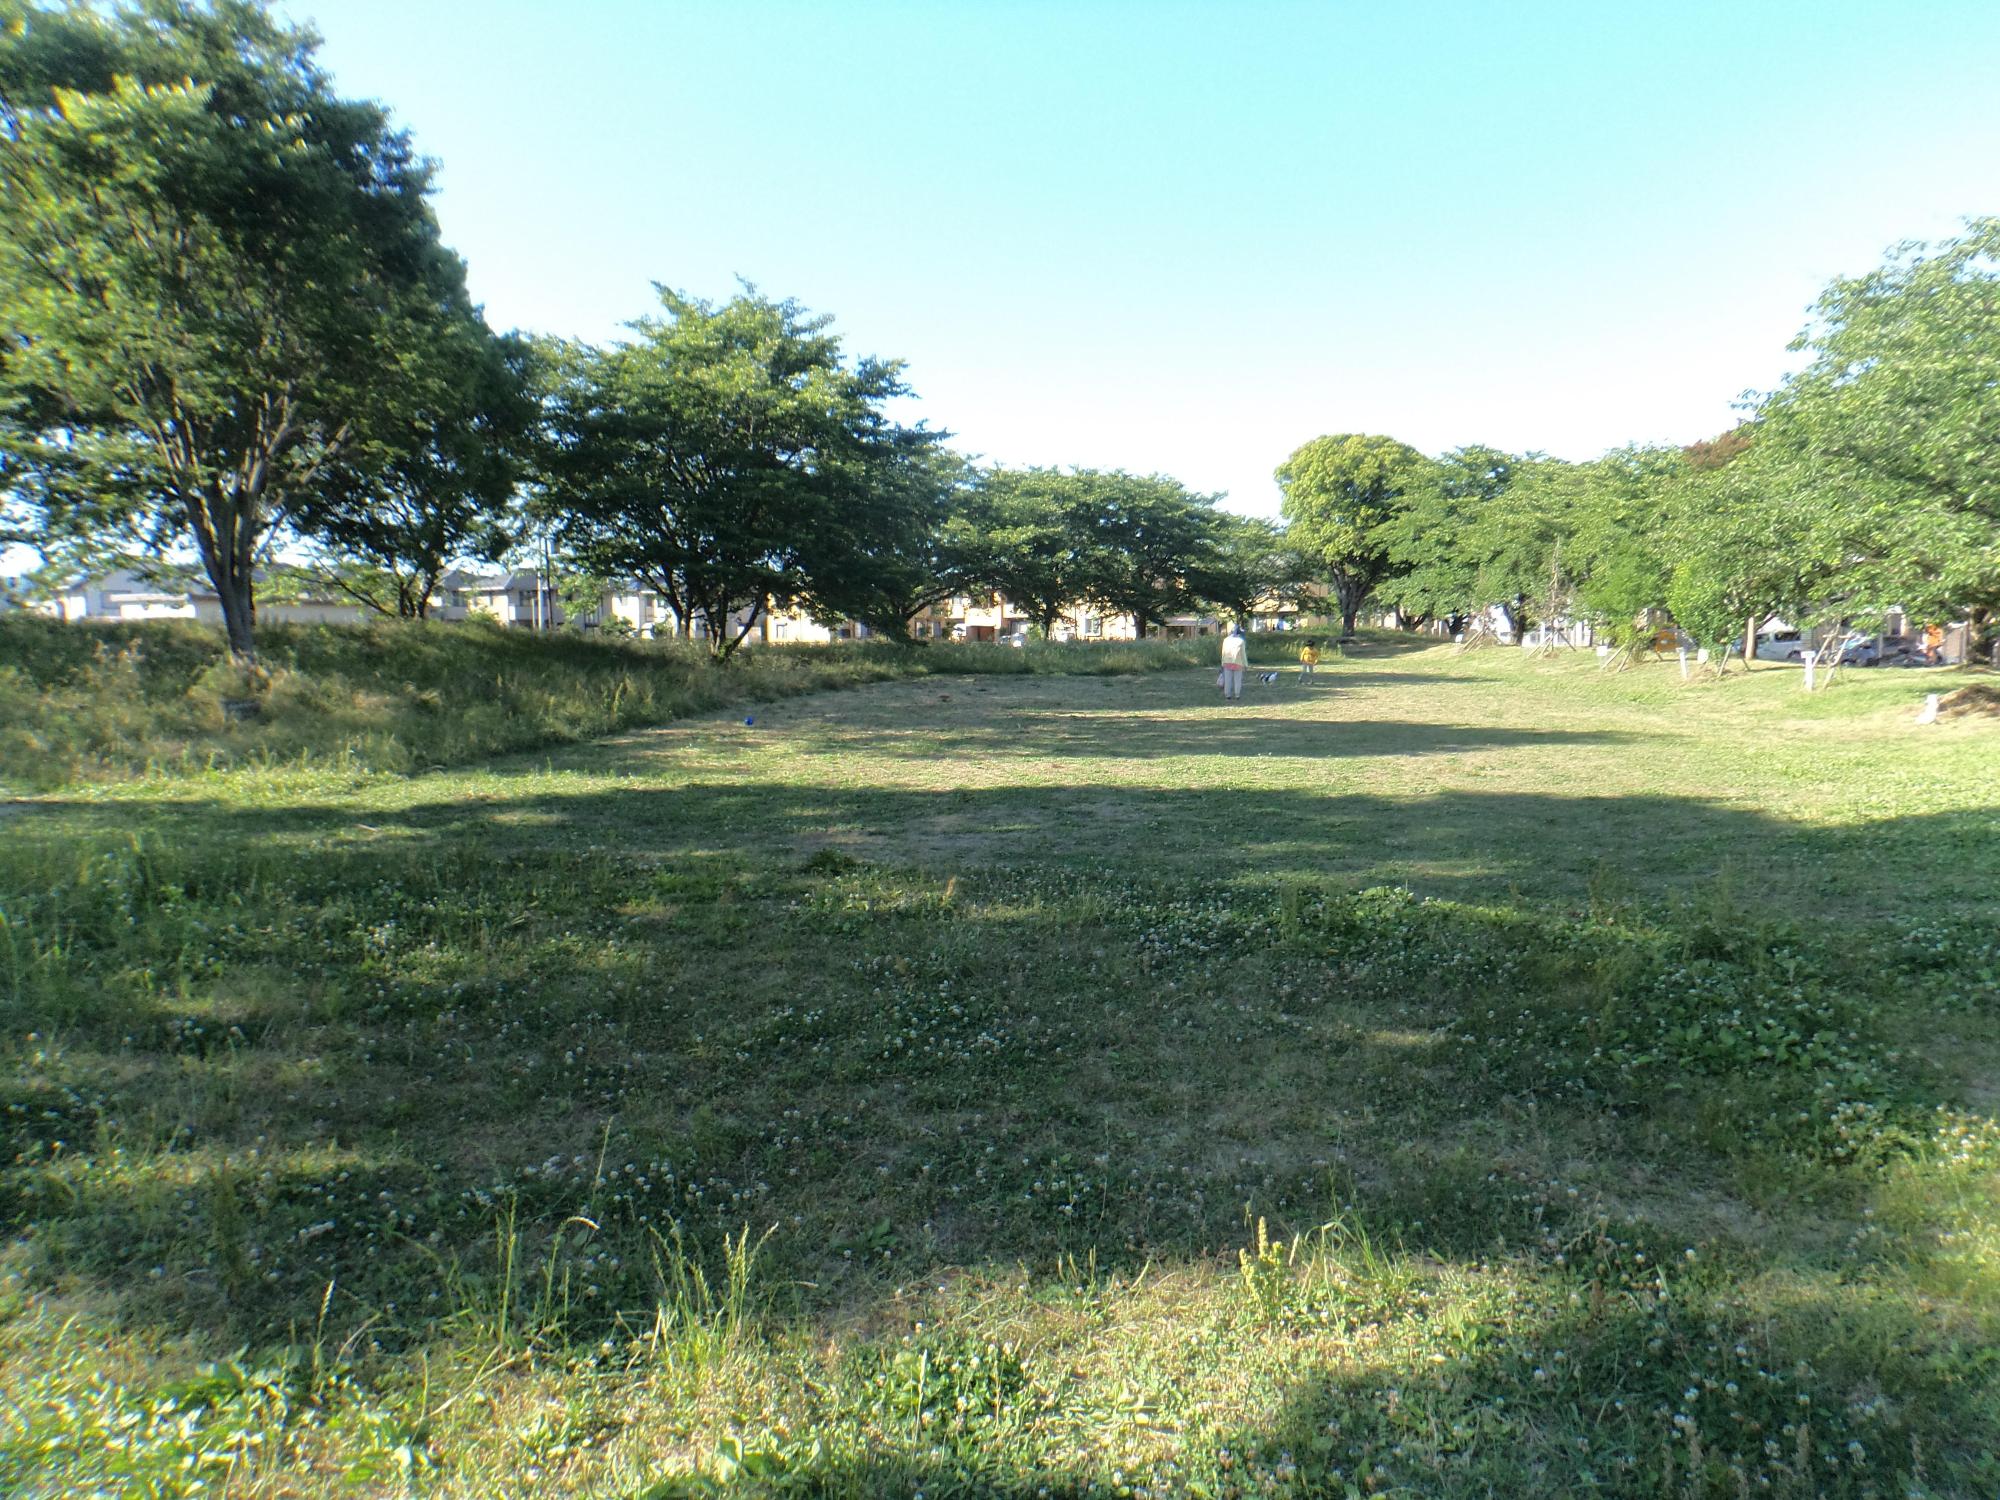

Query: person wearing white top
[1219,624,1247,700]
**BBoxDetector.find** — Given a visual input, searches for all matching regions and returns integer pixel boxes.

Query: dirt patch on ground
[1937,684,2000,721]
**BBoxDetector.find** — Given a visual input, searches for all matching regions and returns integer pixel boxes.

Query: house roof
[439,570,546,593]
[69,567,202,598]
[61,567,351,608]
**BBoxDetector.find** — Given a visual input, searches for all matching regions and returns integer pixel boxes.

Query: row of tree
[4,3,1992,668]
[1276,220,1999,659]
[535,297,1301,655]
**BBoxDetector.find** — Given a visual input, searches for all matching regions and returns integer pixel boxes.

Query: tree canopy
[1276,433,1433,635]
[0,0,492,657]
[296,331,538,619]
[1758,217,2000,620]
[536,285,942,657]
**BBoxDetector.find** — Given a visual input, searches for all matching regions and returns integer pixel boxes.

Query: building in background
[38,569,364,625]
[907,594,1233,642]
[434,570,561,629]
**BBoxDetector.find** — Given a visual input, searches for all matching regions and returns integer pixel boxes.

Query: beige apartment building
[910,590,1316,642]
[39,569,364,625]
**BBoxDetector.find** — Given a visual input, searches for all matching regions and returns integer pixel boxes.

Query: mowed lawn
[3,641,1998,1497]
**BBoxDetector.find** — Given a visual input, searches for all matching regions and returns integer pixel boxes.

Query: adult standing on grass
[1220,623,1247,700]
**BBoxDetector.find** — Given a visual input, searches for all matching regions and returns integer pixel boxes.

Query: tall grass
[0,616,1211,789]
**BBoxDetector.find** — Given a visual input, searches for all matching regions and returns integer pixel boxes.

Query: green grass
[2,632,1997,1497]
[0,614,1211,789]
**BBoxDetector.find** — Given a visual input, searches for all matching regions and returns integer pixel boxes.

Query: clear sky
[11,0,1999,580]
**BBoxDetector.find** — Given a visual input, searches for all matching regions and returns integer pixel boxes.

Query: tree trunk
[1743,609,1758,673]
[717,599,763,660]
[1332,573,1363,638]
[217,568,257,663]
[182,485,260,662]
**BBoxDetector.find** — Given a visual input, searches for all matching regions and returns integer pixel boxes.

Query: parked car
[1734,630,1811,663]
[1832,634,1884,666]
[1829,634,1922,667]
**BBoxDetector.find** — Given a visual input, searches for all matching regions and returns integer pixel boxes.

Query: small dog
[1257,671,1279,685]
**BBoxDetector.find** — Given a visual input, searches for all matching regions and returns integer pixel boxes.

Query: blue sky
[8,0,1997,578]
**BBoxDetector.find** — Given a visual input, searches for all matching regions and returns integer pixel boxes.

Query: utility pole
[541,529,555,630]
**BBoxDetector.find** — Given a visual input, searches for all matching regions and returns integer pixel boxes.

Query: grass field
[3,635,1998,1497]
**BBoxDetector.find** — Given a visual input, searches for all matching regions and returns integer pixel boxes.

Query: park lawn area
[2,638,1998,1497]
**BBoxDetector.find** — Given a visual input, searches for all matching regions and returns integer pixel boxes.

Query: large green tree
[1377,446,1686,643]
[1553,446,1686,643]
[1187,512,1306,626]
[1663,444,1905,665]
[801,441,973,642]
[957,468,1092,638]
[1275,433,1433,636]
[538,285,938,657]
[1071,470,1222,638]
[1758,218,2000,630]
[952,467,1226,637]
[0,0,485,658]
[1374,444,1520,627]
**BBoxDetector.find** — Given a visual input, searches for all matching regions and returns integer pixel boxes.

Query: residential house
[40,569,364,625]
[763,609,875,644]
[913,593,1229,642]
[540,578,769,643]
[435,569,562,629]
[1056,605,1220,640]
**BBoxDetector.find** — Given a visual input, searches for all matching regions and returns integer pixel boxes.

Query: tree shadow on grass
[283,779,1995,919]
[3,779,1998,1493]
[1268,630,1453,660]
[774,714,1639,763]
[12,768,1998,929]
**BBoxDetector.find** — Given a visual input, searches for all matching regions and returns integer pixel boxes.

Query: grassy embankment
[0,615,1209,788]
[1,622,1997,1497]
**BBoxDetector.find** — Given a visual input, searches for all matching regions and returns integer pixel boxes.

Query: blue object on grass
[744,716,755,726]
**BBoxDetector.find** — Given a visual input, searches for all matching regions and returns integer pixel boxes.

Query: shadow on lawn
[1259,630,1451,660]
[18,763,1998,921]
[4,776,1999,1491]
[267,777,1994,916]
[779,713,1638,762]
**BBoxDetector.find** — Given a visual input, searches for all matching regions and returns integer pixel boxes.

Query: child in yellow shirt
[1298,640,1320,682]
